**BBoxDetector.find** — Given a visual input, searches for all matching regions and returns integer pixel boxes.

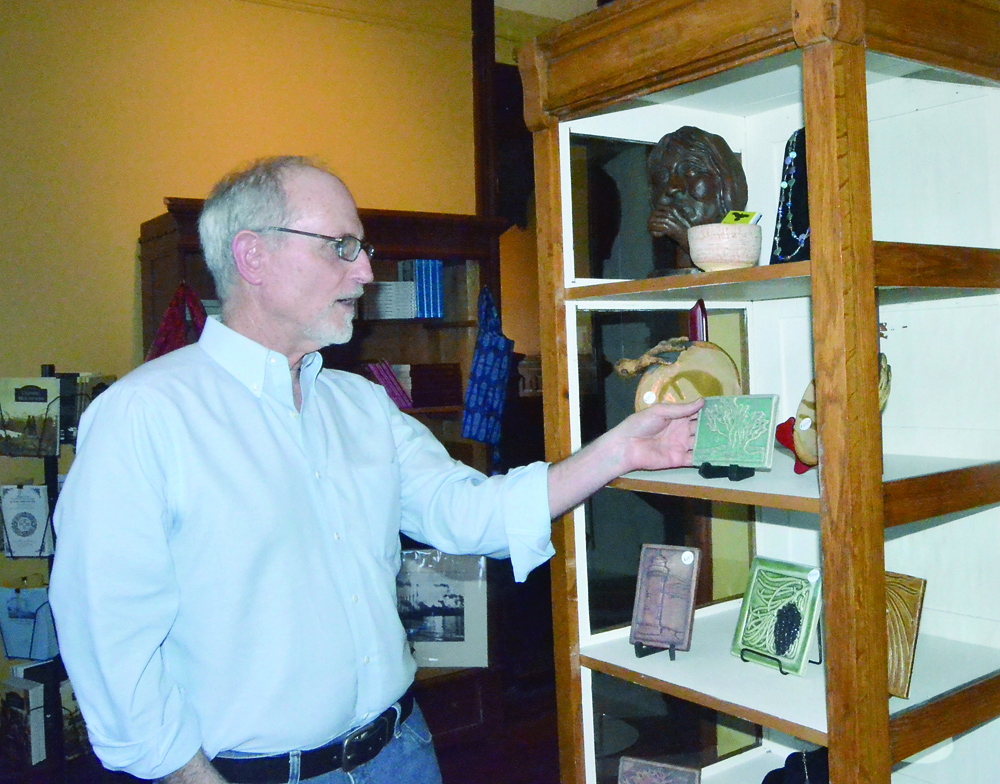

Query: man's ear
[232,230,266,286]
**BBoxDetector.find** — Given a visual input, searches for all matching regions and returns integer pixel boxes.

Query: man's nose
[352,249,375,284]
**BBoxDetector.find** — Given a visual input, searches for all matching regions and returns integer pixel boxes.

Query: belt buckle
[342,714,391,773]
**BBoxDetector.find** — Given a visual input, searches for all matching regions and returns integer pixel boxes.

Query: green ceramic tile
[692,394,779,470]
[731,556,822,676]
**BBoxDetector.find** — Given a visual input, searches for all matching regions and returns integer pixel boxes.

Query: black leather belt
[211,691,414,783]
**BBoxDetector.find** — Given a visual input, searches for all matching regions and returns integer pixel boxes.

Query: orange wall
[0,0,478,619]
[0,0,477,380]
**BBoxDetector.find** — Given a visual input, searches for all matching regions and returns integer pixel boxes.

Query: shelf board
[884,460,1000,528]
[360,319,477,329]
[403,405,463,417]
[890,643,1000,763]
[581,602,1000,760]
[580,600,829,746]
[700,744,963,783]
[701,746,793,783]
[874,242,1000,289]
[560,243,1000,308]
[610,450,820,513]
[564,261,811,304]
[610,454,1000,520]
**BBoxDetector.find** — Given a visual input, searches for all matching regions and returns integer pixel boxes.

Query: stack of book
[398,259,443,318]
[361,281,417,320]
[390,364,412,399]
[365,361,413,409]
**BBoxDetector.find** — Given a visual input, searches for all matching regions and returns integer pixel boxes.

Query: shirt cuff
[501,462,556,582]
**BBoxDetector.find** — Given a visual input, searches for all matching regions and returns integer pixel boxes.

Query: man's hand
[616,399,704,472]
[159,751,229,784]
[547,399,703,518]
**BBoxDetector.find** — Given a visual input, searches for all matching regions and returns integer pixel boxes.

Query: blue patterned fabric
[462,288,513,462]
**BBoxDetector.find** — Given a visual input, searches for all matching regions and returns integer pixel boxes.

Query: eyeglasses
[260,226,374,262]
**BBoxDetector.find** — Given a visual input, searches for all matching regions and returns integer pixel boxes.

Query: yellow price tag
[722,210,760,225]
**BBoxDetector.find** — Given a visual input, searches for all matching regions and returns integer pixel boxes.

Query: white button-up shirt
[49,317,553,779]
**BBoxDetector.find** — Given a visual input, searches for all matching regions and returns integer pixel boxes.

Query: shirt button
[314,471,321,479]
[364,656,370,664]
[334,532,341,540]
[352,595,359,603]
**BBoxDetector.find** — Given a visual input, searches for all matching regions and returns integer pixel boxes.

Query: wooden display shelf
[610,451,821,514]
[883,461,1000,528]
[404,405,464,417]
[522,2,1000,781]
[889,655,1000,763]
[581,602,1000,762]
[565,261,811,304]
[580,601,828,746]
[361,319,478,329]
[612,455,1000,524]
[562,242,1000,308]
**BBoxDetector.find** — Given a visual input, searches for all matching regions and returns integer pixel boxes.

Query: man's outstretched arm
[546,399,704,518]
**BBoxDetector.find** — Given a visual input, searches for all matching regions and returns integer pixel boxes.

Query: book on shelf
[390,364,412,398]
[361,281,416,320]
[365,361,413,409]
[398,259,443,319]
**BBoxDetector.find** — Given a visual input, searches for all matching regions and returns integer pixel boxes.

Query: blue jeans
[303,704,442,784]
[217,703,443,784]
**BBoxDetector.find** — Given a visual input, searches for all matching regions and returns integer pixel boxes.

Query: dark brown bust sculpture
[647,126,748,268]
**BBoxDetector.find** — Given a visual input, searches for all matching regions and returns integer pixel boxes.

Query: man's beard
[305,298,358,348]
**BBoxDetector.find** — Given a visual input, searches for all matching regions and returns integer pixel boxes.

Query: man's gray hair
[198,155,323,301]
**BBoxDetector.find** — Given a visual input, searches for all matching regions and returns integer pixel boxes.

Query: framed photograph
[0,378,61,457]
[618,756,700,784]
[692,394,779,470]
[886,571,927,699]
[731,557,822,675]
[629,545,700,652]
[396,550,488,668]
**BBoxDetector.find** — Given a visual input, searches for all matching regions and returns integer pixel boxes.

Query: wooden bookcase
[139,199,507,469]
[518,2,1000,782]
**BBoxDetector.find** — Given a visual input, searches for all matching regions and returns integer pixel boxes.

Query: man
[647,125,748,267]
[49,156,703,784]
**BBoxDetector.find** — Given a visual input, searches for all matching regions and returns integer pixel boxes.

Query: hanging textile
[461,287,514,468]
[145,281,208,362]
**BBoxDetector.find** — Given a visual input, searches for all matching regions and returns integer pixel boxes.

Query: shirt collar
[198,317,323,401]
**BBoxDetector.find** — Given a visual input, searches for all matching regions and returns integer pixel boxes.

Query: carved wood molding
[792,0,865,47]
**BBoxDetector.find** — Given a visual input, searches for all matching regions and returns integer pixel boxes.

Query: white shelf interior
[581,601,828,738]
[582,601,1000,746]
[620,453,994,505]
[619,449,819,501]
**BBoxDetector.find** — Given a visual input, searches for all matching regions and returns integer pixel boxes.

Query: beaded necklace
[771,128,811,263]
